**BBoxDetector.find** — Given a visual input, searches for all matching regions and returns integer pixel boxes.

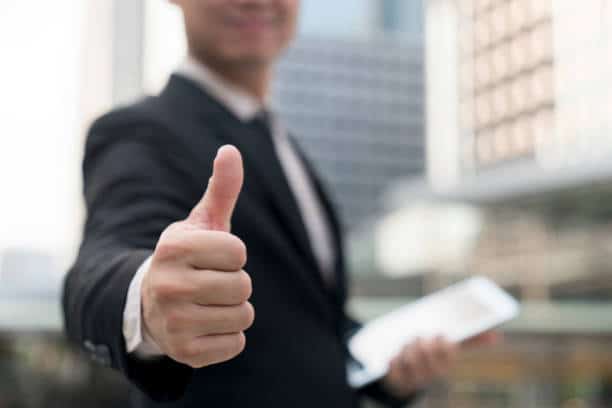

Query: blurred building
[392,0,612,299]
[426,0,612,193]
[440,0,555,173]
[299,0,424,39]
[355,4,612,403]
[0,249,62,299]
[272,37,425,229]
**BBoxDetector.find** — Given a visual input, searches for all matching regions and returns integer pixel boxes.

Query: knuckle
[235,271,253,301]
[164,310,186,334]
[183,341,203,360]
[225,234,247,269]
[176,350,195,366]
[167,340,189,362]
[156,236,190,262]
[231,332,247,356]
[239,302,255,330]
[177,341,207,367]
[236,240,248,268]
[181,343,211,368]
[153,281,184,303]
[150,280,171,301]
[184,340,215,368]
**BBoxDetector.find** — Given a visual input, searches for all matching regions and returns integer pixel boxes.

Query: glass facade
[299,0,424,39]
[275,0,426,230]
[347,0,612,405]
[457,0,555,168]
[299,0,375,38]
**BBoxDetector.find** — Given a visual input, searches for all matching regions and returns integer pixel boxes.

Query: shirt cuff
[122,256,164,358]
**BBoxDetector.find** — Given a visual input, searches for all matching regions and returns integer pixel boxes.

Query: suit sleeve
[62,117,205,401]
[344,317,424,407]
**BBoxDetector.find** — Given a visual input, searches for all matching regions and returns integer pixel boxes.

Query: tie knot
[249,110,273,135]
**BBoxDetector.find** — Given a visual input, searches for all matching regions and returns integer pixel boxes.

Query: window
[0,1,86,273]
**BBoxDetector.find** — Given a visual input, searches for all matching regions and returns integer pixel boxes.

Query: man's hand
[382,332,499,398]
[141,145,254,368]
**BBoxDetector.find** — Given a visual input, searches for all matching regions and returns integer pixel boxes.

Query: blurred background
[1,0,611,407]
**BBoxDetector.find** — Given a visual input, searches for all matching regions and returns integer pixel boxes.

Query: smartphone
[348,276,519,388]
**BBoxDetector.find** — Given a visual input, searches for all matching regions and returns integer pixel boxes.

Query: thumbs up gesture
[141,145,254,368]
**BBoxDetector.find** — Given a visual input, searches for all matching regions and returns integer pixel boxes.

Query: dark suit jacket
[63,74,414,407]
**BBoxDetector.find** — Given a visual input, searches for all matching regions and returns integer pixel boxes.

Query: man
[63,1,492,406]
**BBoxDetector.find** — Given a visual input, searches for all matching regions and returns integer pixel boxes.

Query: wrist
[139,268,164,356]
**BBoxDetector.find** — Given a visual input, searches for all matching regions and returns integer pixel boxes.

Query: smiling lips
[226,14,279,33]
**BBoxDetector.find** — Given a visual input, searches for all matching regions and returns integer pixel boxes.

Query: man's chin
[230,51,280,67]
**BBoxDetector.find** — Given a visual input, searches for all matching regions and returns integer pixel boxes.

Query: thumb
[188,145,244,232]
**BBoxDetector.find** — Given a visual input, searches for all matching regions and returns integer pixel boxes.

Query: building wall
[550,0,612,169]
[426,0,612,192]
[425,0,462,192]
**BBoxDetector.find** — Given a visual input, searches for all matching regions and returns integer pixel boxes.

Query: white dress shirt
[123,57,336,357]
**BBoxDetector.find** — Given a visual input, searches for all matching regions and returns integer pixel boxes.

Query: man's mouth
[226,14,280,32]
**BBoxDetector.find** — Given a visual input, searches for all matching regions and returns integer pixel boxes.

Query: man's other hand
[382,332,499,398]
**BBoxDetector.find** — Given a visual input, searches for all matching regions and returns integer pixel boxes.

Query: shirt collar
[176,56,265,122]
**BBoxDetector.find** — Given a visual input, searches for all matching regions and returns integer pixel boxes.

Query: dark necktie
[248,110,273,137]
[246,111,330,275]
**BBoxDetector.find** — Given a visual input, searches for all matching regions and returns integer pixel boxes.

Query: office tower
[427,0,612,190]
[380,0,425,38]
[422,0,612,300]
[458,0,554,168]
[268,1,426,230]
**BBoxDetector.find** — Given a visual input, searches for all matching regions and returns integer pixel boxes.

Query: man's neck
[193,54,272,103]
